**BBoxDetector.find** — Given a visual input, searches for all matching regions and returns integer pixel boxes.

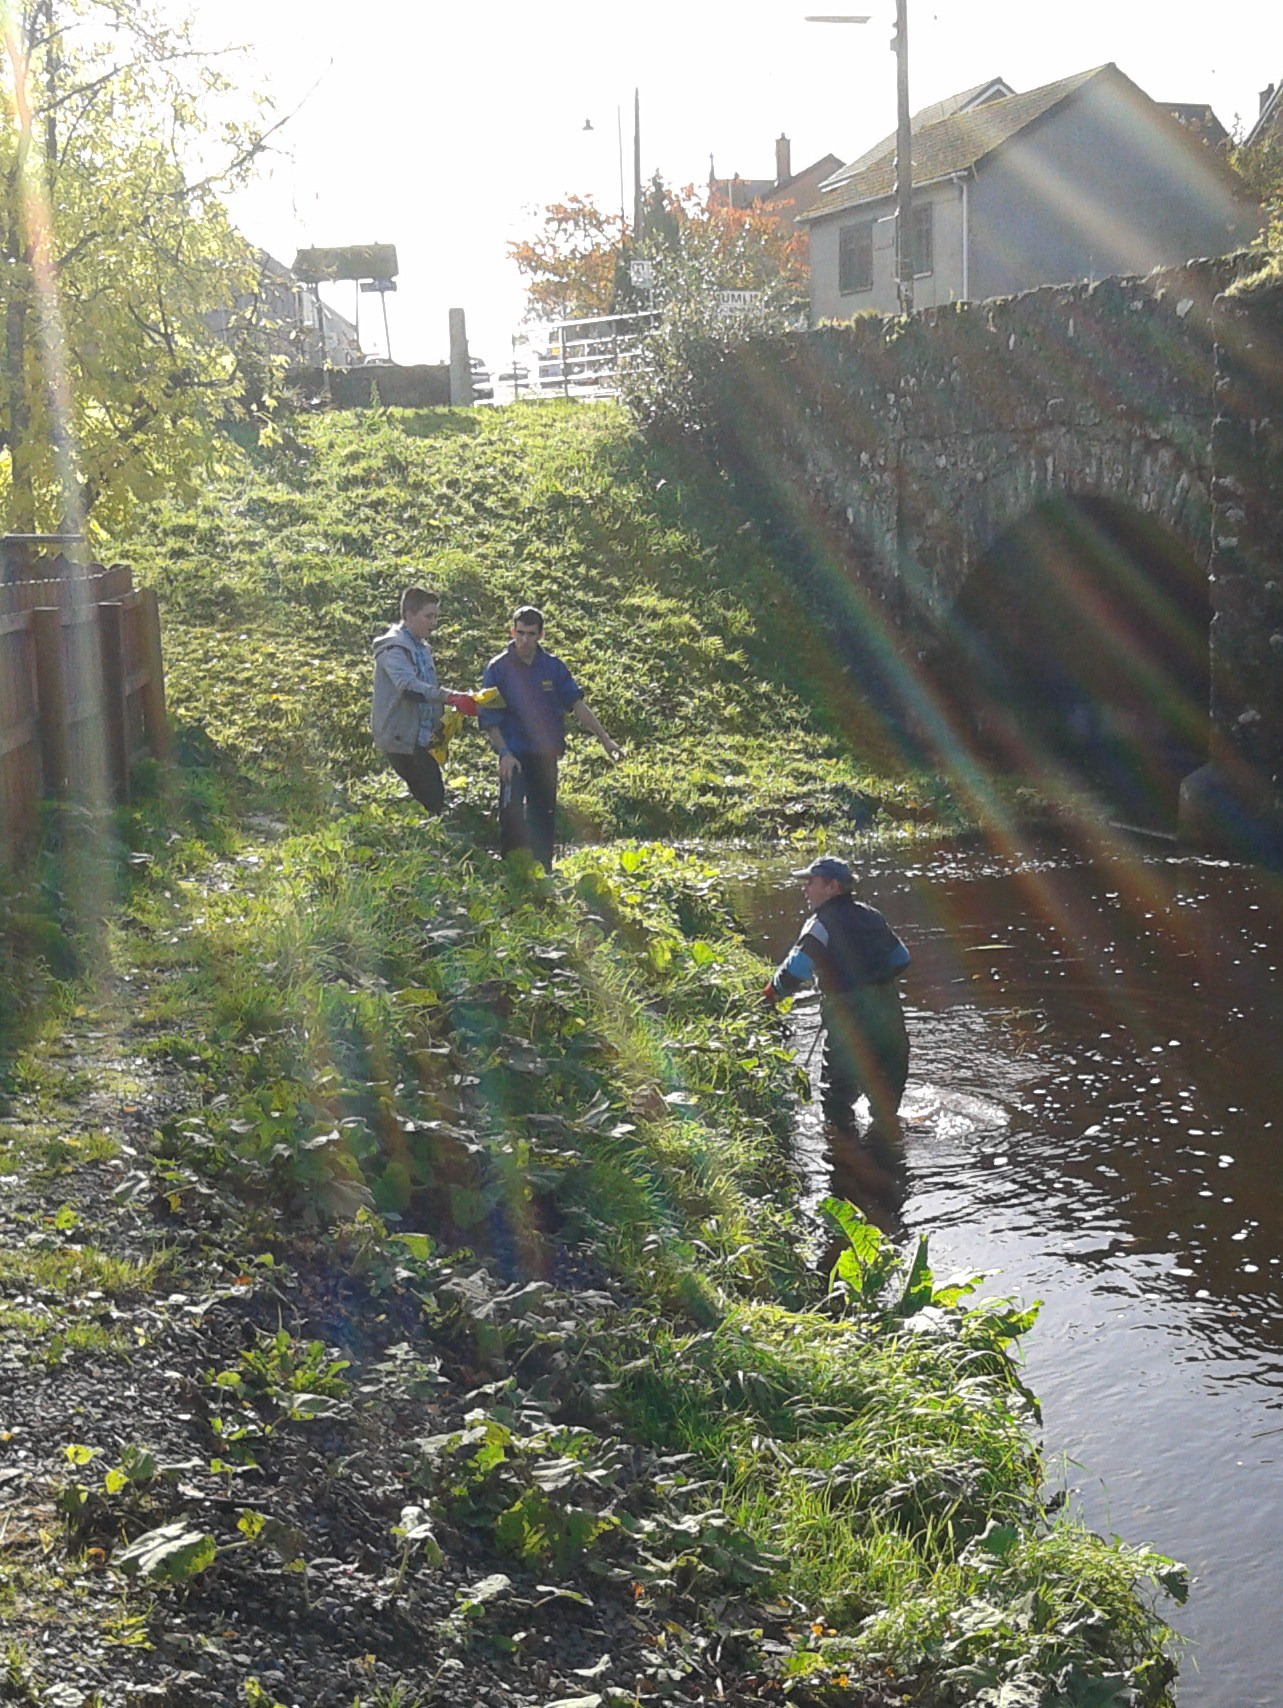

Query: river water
[734,834,1283,1708]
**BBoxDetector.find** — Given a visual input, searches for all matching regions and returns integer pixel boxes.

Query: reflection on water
[816,1119,911,1239]
[734,837,1283,1708]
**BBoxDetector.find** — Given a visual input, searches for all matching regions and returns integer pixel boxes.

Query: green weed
[0,1244,165,1298]
[0,1126,120,1176]
[0,404,1182,1702]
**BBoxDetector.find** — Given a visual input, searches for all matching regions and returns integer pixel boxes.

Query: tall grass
[47,404,1185,1702]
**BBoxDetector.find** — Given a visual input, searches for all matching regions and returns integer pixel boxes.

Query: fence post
[137,586,171,762]
[98,600,130,802]
[31,605,68,796]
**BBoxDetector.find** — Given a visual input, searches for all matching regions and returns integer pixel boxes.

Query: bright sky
[194,0,1280,367]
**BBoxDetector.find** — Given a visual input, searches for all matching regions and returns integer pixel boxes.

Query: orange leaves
[507,191,625,321]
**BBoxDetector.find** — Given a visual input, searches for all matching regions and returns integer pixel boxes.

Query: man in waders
[765,856,911,1141]
[478,605,621,869]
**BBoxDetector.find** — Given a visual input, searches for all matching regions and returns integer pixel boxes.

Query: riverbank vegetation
[0,403,1185,1703]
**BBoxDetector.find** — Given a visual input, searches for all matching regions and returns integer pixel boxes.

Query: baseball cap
[791,856,854,886]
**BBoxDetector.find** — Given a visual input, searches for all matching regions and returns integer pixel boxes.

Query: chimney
[775,133,791,185]
[1262,83,1277,116]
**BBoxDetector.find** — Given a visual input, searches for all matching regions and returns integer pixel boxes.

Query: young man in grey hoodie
[370,586,474,814]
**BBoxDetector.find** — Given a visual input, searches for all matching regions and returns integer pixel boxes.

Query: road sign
[630,258,655,289]
[293,244,399,284]
[717,290,762,313]
[360,280,398,293]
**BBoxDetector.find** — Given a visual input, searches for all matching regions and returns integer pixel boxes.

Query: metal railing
[516,308,660,400]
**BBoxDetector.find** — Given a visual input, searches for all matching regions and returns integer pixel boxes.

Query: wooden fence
[0,562,169,858]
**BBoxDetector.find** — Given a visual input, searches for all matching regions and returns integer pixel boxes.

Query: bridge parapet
[679,252,1283,856]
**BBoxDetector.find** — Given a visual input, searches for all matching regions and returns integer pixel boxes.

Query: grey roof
[710,176,777,207]
[821,76,1015,191]
[712,153,846,208]
[804,63,1251,224]
[1245,80,1283,149]
[1163,102,1230,148]
[809,67,1101,219]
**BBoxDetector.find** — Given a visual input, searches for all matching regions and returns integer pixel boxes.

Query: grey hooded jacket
[370,622,442,755]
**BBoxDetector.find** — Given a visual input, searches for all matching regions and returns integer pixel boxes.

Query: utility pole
[893,0,914,316]
[806,11,913,314]
[616,104,626,235]
[632,88,643,242]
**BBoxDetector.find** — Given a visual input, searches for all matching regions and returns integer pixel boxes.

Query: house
[708,135,843,261]
[818,77,1015,198]
[205,252,362,368]
[804,64,1261,322]
[1162,103,1230,151]
[1245,81,1283,154]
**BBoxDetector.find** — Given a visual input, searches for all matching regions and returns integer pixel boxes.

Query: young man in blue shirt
[765,856,911,1134]
[479,605,621,868]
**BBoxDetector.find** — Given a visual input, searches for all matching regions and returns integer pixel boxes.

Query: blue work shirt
[479,642,584,758]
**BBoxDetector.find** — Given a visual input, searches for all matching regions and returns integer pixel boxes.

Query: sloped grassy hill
[130,402,945,838]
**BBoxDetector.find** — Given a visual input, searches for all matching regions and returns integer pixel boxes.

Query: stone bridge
[691,254,1283,857]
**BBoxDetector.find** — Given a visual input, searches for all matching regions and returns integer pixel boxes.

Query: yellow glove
[428,706,463,767]
[429,688,503,769]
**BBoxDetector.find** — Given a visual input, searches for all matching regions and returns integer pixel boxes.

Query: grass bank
[130,403,954,841]
[0,788,1184,1706]
[0,404,1183,1704]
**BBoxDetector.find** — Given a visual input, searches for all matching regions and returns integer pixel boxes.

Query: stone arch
[928,493,1212,829]
[917,433,1212,616]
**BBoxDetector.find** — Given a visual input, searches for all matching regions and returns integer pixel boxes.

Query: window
[897,203,933,278]
[838,221,874,294]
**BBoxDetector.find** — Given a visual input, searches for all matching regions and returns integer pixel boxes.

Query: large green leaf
[114,1521,216,1583]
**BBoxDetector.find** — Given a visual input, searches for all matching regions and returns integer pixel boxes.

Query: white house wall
[968,80,1261,300]
[809,180,966,322]
[809,76,1261,323]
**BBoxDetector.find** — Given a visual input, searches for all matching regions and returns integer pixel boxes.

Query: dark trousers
[820,984,910,1132]
[499,753,559,869]
[387,747,444,815]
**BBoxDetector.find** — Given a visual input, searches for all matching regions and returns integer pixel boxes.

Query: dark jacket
[771,892,910,1001]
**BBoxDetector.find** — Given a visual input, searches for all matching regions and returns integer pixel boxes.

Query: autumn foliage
[642,179,809,293]
[508,195,626,321]
[509,178,808,324]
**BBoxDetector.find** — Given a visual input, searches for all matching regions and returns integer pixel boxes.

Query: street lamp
[807,4,914,315]
[582,107,629,236]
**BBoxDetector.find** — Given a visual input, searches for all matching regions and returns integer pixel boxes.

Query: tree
[509,177,808,327]
[508,194,625,323]
[508,175,809,437]
[616,180,810,439]
[633,176,808,299]
[1,0,278,538]
[1231,130,1283,254]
